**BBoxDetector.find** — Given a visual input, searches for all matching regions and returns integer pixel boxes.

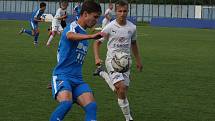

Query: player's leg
[48,26,52,37]
[46,31,56,46]
[93,65,115,91]
[74,83,97,121]
[47,25,59,46]
[20,21,35,36]
[58,25,64,35]
[111,72,133,121]
[34,28,39,45]
[50,76,73,121]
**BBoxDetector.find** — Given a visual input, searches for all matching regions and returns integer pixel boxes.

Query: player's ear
[83,11,88,18]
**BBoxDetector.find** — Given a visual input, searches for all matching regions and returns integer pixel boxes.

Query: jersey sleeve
[97,24,111,43]
[66,24,76,36]
[131,27,137,43]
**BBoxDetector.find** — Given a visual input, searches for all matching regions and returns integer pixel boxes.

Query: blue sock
[83,102,97,121]
[24,29,33,36]
[50,101,72,121]
[34,33,39,43]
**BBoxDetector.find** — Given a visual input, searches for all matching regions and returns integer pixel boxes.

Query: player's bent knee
[115,82,126,92]
[57,90,73,102]
[118,88,126,95]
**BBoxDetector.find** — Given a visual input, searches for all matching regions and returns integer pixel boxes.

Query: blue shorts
[30,21,38,30]
[51,75,92,102]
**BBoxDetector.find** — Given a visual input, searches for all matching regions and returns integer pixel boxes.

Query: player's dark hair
[80,1,101,15]
[115,0,128,10]
[40,2,46,8]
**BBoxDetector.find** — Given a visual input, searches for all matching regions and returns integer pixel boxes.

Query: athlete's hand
[62,15,67,19]
[91,32,106,40]
[95,58,103,66]
[136,60,143,72]
[40,18,45,22]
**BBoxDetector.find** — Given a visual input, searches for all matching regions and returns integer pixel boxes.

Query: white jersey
[98,20,137,59]
[52,8,67,26]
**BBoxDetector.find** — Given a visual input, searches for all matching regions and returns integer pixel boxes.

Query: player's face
[41,6,46,12]
[109,4,113,10]
[115,5,128,21]
[61,3,68,10]
[85,12,100,28]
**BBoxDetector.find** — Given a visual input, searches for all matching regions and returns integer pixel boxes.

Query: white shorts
[105,58,130,86]
[102,18,110,28]
[52,25,63,32]
[52,20,63,32]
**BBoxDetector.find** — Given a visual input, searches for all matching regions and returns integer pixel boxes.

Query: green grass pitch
[0,20,215,121]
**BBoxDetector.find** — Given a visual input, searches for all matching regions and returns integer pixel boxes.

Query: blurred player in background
[49,1,104,121]
[46,1,68,47]
[94,3,113,31]
[102,3,113,28]
[73,2,81,21]
[19,2,46,46]
[93,0,143,121]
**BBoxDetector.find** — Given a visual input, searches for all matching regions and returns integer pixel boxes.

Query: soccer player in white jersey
[93,1,143,121]
[102,3,113,28]
[46,1,68,47]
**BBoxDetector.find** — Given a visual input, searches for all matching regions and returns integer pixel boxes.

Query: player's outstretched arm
[34,17,45,22]
[67,31,105,41]
[57,15,67,20]
[93,41,103,65]
[131,41,143,72]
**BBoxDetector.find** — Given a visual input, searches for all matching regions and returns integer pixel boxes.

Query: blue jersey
[30,8,44,24]
[53,21,88,79]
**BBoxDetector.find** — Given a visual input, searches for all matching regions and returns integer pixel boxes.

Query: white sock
[99,71,115,91]
[118,98,133,121]
[47,34,54,45]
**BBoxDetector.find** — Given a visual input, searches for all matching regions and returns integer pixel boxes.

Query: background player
[102,3,113,28]
[46,1,68,47]
[73,2,81,21]
[93,0,143,121]
[19,2,46,46]
[49,1,104,121]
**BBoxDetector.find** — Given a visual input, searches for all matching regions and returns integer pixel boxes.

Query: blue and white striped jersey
[30,8,44,23]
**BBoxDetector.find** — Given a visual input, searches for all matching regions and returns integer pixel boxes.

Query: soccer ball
[40,14,53,22]
[111,52,131,73]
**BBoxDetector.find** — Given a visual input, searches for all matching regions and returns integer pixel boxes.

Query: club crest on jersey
[128,30,132,35]
[77,42,88,52]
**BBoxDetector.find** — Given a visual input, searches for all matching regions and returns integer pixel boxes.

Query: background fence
[0,0,215,22]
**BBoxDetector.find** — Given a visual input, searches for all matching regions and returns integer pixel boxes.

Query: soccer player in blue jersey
[73,2,81,21]
[19,2,46,46]
[49,1,104,121]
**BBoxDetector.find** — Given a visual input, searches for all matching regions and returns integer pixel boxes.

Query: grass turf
[0,20,215,121]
